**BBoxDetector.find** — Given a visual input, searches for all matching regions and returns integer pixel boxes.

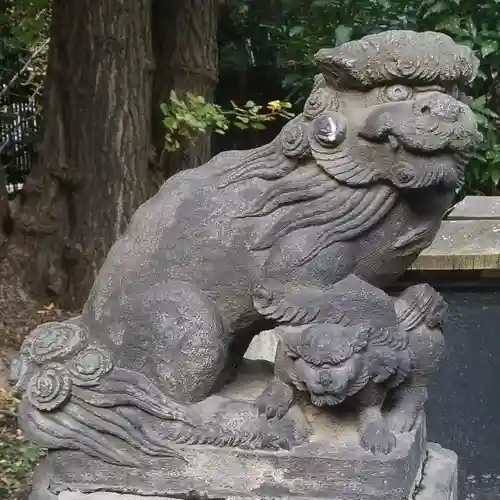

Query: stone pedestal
[28,360,430,500]
[29,441,457,500]
[26,352,458,500]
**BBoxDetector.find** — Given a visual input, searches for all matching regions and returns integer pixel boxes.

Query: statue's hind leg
[84,280,231,404]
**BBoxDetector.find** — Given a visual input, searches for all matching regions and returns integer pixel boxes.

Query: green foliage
[219,0,500,195]
[161,91,294,152]
[0,390,44,498]
[0,433,44,498]
[417,0,500,194]
[0,0,50,98]
[1,0,49,186]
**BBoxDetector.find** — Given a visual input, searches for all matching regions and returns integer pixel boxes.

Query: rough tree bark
[7,0,155,308]
[152,0,219,177]
[2,0,220,323]
[0,159,12,249]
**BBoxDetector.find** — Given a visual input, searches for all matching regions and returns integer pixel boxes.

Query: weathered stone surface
[58,495,171,500]
[34,421,426,500]
[36,441,457,500]
[447,195,500,220]
[14,29,480,500]
[245,329,279,363]
[29,360,426,500]
[415,443,458,500]
[410,220,500,270]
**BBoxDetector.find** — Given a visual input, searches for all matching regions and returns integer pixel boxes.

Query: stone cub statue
[256,277,447,455]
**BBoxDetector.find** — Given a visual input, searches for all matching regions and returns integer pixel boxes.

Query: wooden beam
[447,196,500,220]
[411,220,500,270]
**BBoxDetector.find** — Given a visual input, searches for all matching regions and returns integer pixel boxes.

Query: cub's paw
[360,421,396,455]
[259,433,292,451]
[386,409,420,434]
[255,380,294,421]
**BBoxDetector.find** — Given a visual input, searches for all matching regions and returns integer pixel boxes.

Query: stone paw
[259,433,292,451]
[360,421,396,455]
[386,409,420,434]
[255,381,294,421]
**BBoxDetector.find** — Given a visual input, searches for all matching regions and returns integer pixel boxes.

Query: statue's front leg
[386,376,428,433]
[255,338,297,420]
[256,376,295,420]
[357,382,396,455]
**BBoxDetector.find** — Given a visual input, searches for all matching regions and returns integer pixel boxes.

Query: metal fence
[0,94,39,193]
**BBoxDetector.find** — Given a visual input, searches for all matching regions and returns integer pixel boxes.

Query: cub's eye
[384,85,413,102]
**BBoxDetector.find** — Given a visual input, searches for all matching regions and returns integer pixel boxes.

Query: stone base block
[30,421,427,500]
[416,443,458,500]
[30,442,457,500]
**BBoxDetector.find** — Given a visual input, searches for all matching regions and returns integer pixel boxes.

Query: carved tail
[11,320,287,468]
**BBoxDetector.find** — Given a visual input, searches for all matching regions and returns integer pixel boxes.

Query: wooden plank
[411,220,500,270]
[447,196,500,220]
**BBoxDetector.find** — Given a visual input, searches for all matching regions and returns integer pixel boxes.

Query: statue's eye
[312,113,347,147]
[384,85,413,102]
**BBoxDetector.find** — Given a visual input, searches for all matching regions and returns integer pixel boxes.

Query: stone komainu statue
[11,30,481,499]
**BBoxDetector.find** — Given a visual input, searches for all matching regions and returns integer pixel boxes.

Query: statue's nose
[413,93,467,123]
[318,370,345,392]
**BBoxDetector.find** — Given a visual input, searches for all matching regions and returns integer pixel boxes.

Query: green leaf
[435,17,468,37]
[234,122,249,129]
[335,25,353,45]
[466,18,477,39]
[251,122,267,130]
[289,26,304,37]
[480,40,498,57]
[473,95,487,108]
[311,0,332,7]
[169,90,181,105]
[422,0,447,18]
[491,170,500,185]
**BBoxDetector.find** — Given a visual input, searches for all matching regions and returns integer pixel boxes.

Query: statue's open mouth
[309,392,346,407]
[356,127,474,190]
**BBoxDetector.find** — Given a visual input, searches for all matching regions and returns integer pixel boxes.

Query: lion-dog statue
[11,30,481,473]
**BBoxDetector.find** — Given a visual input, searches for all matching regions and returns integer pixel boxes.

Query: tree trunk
[0,161,12,249]
[9,0,155,308]
[152,0,219,177]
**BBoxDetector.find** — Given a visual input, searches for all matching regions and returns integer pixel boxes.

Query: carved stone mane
[222,141,398,264]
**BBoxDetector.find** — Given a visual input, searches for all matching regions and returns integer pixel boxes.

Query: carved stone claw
[255,379,294,421]
[360,420,396,455]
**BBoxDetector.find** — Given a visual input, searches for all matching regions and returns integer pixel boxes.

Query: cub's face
[289,352,365,406]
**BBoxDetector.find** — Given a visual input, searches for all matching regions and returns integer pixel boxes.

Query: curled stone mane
[219,135,399,265]
[284,324,371,367]
[369,326,409,352]
[218,138,297,188]
[315,30,479,89]
[396,284,448,331]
